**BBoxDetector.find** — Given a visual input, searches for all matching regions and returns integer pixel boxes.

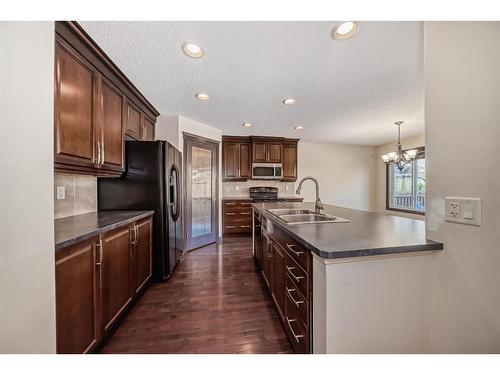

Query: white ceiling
[80,21,424,146]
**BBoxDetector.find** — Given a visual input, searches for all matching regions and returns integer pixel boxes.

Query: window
[386,147,425,215]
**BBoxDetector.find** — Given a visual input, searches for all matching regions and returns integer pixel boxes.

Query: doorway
[183,133,219,251]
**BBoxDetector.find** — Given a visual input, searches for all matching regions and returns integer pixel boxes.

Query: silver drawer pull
[286,288,304,307]
[241,212,250,215]
[287,266,304,283]
[241,225,251,228]
[286,318,304,343]
[226,213,236,215]
[226,225,236,229]
[225,203,236,205]
[286,244,304,257]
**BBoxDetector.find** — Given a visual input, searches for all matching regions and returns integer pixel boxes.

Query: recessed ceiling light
[282,98,296,105]
[332,21,359,40]
[242,123,252,128]
[182,42,204,58]
[294,125,304,130]
[195,93,210,101]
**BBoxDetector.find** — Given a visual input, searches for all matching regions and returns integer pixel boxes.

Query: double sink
[267,208,350,225]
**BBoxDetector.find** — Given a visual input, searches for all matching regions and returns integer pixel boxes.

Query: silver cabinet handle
[241,225,251,228]
[101,142,105,166]
[286,287,304,308]
[134,225,138,244]
[286,318,304,343]
[287,266,304,283]
[286,244,304,257]
[96,236,103,266]
[226,213,236,216]
[226,225,236,229]
[241,212,250,215]
[225,202,236,206]
[96,141,101,166]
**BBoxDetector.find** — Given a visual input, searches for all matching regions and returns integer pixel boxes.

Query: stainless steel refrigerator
[98,140,184,281]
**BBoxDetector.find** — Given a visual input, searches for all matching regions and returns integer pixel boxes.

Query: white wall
[375,133,425,220]
[156,115,223,239]
[0,22,56,353]
[425,22,500,353]
[298,142,376,211]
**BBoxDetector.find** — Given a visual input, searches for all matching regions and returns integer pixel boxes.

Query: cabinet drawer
[223,209,252,218]
[286,254,309,299]
[223,200,252,208]
[223,221,252,233]
[272,226,310,273]
[285,274,309,327]
[285,293,309,354]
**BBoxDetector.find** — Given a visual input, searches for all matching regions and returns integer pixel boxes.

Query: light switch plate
[445,197,481,226]
[56,185,66,200]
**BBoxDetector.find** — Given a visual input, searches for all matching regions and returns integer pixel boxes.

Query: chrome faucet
[295,176,324,214]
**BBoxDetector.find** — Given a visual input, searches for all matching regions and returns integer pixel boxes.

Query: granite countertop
[55,210,154,251]
[252,202,443,259]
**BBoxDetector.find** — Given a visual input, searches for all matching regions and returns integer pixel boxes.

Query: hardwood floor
[98,236,292,354]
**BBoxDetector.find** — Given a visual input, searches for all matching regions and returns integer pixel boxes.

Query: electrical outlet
[445,197,481,226]
[56,186,66,200]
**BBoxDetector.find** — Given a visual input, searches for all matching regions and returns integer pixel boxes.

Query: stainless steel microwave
[252,163,283,180]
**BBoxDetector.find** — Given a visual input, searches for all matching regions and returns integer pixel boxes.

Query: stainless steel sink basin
[267,208,314,216]
[267,208,350,225]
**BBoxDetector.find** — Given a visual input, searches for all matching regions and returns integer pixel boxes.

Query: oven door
[252,163,279,179]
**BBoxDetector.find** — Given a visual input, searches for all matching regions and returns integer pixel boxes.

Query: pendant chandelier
[381,121,418,172]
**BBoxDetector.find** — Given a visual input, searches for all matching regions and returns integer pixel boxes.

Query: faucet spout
[295,176,324,214]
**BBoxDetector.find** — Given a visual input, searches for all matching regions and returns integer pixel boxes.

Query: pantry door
[184,133,219,251]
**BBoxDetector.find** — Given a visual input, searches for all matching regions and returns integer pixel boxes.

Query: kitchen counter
[252,202,443,259]
[55,210,154,251]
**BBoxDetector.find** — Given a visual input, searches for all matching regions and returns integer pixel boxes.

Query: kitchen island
[252,202,443,354]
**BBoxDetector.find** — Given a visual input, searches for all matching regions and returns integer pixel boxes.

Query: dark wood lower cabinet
[55,215,153,354]
[101,225,133,332]
[56,237,100,354]
[256,220,312,353]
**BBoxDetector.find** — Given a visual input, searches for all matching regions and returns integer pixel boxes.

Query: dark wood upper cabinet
[54,22,158,176]
[125,100,142,140]
[222,135,299,182]
[222,136,251,181]
[252,142,268,163]
[282,141,298,181]
[100,225,132,332]
[251,137,283,163]
[271,240,286,320]
[99,76,125,172]
[55,237,100,354]
[268,142,283,163]
[54,40,97,171]
[142,117,155,141]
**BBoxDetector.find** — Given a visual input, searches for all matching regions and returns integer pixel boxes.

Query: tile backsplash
[223,180,296,198]
[54,173,97,219]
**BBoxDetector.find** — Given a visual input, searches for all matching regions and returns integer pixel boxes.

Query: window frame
[385,146,425,216]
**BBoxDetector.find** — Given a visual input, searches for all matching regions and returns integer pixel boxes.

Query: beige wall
[54,173,97,219]
[425,22,500,353]
[0,22,56,353]
[374,133,425,220]
[298,142,376,211]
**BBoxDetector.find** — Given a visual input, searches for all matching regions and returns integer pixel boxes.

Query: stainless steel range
[249,186,285,203]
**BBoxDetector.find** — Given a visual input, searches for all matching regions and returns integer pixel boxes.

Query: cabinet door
[282,143,298,181]
[223,142,238,180]
[271,241,286,320]
[56,237,100,354]
[252,142,268,163]
[239,143,251,179]
[101,226,132,332]
[261,228,272,288]
[125,101,142,140]
[142,117,155,141]
[132,217,153,294]
[54,40,97,169]
[99,76,125,172]
[268,142,283,163]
